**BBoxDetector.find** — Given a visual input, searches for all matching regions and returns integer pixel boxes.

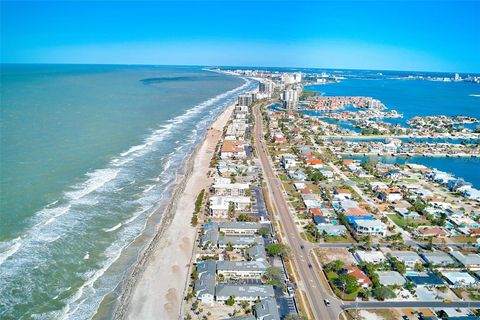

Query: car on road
[402,316,410,320]
[443,299,452,303]
[308,263,312,268]
[300,245,304,249]
[324,299,330,306]
[286,285,295,297]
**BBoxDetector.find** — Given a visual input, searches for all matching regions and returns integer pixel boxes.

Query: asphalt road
[343,301,480,309]
[253,105,341,320]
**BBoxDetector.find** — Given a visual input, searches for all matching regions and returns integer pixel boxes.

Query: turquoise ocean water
[0,64,256,319]
[306,78,480,188]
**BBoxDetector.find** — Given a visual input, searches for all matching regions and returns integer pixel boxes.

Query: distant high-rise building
[454,73,462,81]
[281,72,302,85]
[259,81,275,97]
[282,88,300,108]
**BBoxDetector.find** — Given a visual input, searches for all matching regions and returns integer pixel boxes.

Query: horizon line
[1,62,479,75]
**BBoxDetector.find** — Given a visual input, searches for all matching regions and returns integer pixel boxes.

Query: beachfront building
[218,222,263,235]
[215,284,275,302]
[218,236,264,249]
[238,92,256,106]
[255,297,281,320]
[216,260,268,279]
[194,260,217,304]
[220,140,247,159]
[212,177,250,196]
[201,222,219,249]
[209,195,251,218]
[247,244,267,262]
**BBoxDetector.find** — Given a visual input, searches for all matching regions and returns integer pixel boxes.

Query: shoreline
[112,102,236,320]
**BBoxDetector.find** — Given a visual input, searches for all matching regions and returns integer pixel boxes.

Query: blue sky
[1,1,479,72]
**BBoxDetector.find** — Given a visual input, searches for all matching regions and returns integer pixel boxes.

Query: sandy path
[124,104,234,320]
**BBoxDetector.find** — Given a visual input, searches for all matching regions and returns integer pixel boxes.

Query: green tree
[228,201,236,218]
[325,260,344,273]
[373,286,396,301]
[264,267,285,288]
[284,315,307,320]
[239,301,249,310]
[414,262,425,272]
[191,269,199,281]
[226,242,234,252]
[257,226,270,236]
[337,273,360,294]
[226,296,235,306]
[405,281,415,292]
[411,197,426,213]
[266,243,288,258]
[309,172,326,184]
[390,257,406,275]
[362,159,378,174]
[237,214,251,222]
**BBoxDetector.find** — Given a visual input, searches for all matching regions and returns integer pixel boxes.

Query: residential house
[442,271,479,287]
[341,266,372,288]
[420,252,457,267]
[416,227,448,239]
[354,250,386,264]
[406,272,444,287]
[377,188,403,202]
[316,224,347,236]
[352,219,387,237]
[388,251,423,269]
[376,271,406,286]
[451,251,480,271]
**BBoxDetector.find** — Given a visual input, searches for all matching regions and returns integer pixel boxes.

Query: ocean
[305,77,480,188]
[0,64,256,319]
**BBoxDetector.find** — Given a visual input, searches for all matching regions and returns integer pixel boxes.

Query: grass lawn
[297,213,308,220]
[387,214,431,228]
[325,271,359,301]
[324,234,356,244]
[300,231,319,243]
[282,182,295,192]
[445,235,478,244]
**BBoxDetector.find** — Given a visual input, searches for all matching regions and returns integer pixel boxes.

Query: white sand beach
[122,104,234,320]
